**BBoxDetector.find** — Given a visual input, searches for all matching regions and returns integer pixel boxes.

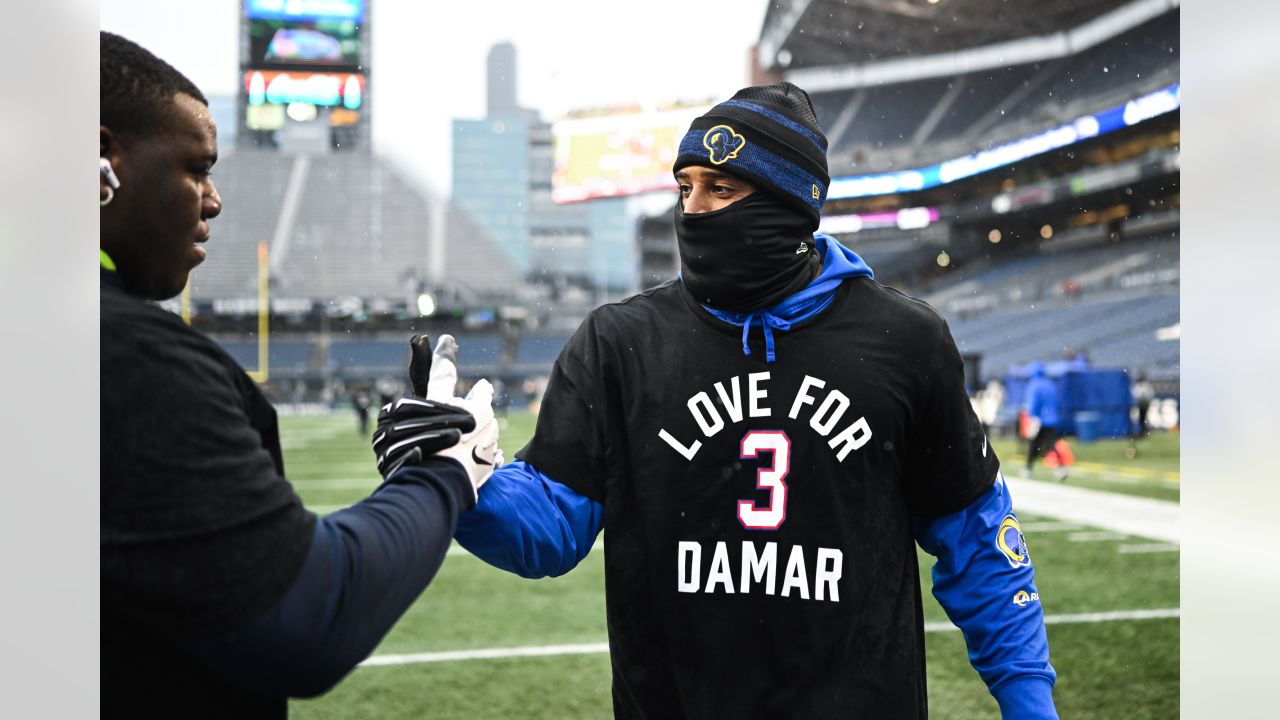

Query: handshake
[371,334,503,500]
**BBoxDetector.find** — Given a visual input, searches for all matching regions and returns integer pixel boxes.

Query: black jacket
[101,269,314,718]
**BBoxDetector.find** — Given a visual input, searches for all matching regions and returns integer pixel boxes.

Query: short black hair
[100,31,208,139]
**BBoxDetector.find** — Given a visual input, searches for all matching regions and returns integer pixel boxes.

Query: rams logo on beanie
[702,125,746,165]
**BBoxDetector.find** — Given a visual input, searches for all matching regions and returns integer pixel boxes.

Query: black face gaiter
[676,192,819,312]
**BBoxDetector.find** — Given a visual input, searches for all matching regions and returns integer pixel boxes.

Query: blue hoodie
[1024,362,1063,429]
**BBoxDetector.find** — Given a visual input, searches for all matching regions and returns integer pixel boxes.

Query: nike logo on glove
[472,447,494,466]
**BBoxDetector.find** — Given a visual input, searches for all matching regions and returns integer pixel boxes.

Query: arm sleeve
[181,457,475,698]
[455,459,604,579]
[913,473,1058,719]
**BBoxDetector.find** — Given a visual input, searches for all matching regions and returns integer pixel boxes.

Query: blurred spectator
[352,388,372,435]
[1132,372,1155,438]
[1023,362,1068,481]
[974,378,1005,435]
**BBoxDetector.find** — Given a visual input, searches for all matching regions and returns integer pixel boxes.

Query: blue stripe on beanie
[720,99,828,153]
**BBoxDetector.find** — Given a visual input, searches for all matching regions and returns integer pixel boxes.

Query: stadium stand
[189,151,522,304]
[808,8,1179,174]
[915,230,1179,383]
[218,339,318,376]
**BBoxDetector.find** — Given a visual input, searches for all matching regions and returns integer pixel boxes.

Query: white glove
[426,335,503,498]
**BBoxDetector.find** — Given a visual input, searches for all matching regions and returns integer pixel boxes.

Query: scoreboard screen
[552,104,712,204]
[248,18,362,69]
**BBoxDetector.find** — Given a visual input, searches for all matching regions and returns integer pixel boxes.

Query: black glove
[371,334,476,478]
[372,396,477,478]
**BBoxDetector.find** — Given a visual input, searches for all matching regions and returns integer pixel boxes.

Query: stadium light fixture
[417,293,437,317]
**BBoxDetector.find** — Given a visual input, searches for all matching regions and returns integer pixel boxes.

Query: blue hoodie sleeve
[912,472,1058,719]
[455,459,604,578]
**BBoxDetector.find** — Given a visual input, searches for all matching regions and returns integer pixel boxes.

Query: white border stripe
[360,608,1179,667]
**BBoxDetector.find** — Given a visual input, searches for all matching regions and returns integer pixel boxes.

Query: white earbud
[100,157,121,189]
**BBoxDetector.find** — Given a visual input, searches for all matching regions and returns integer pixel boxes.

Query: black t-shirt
[519,278,998,719]
[101,274,315,718]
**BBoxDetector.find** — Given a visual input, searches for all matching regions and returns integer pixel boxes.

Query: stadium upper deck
[190,151,524,306]
[760,0,1178,177]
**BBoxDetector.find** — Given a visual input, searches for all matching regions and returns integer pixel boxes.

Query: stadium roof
[759,0,1165,70]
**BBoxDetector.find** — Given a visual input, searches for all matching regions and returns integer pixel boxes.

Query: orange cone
[1043,438,1074,468]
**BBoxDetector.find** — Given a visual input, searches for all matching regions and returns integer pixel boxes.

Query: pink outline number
[737,430,791,530]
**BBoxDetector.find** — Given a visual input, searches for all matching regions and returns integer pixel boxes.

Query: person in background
[1133,372,1156,438]
[452,82,1057,718]
[1023,361,1067,481]
[100,32,500,717]
[352,387,372,435]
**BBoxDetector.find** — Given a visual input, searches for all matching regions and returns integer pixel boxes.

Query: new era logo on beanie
[673,81,830,231]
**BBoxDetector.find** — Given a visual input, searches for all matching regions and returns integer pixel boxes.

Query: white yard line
[1067,531,1130,542]
[1005,475,1179,543]
[361,642,611,667]
[359,608,1180,668]
[1118,543,1181,554]
[293,478,381,490]
[1019,521,1088,533]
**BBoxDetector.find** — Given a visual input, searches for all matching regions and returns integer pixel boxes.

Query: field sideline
[284,411,1179,719]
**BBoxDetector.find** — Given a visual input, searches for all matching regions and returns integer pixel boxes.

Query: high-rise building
[237,0,370,153]
[452,116,532,273]
[453,43,635,294]
[487,42,518,117]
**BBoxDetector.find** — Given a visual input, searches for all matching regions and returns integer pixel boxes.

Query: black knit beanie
[672,81,829,230]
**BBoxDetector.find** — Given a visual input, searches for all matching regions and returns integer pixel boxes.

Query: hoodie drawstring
[740,311,792,363]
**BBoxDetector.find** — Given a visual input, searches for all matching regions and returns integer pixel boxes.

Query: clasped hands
[371,334,503,499]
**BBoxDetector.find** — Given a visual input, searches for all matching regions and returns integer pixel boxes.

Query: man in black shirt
[100,32,499,717]
[456,82,1058,718]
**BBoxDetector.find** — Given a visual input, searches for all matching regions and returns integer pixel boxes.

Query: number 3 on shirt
[737,430,791,530]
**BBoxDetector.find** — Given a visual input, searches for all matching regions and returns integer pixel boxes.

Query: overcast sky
[99,0,770,195]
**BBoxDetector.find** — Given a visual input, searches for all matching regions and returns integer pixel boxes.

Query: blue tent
[1003,362,1133,439]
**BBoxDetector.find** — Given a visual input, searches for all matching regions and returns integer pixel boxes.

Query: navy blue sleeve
[180,456,473,698]
[912,472,1058,719]
[455,459,604,579]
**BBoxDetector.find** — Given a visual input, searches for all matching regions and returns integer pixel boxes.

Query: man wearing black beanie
[454,81,1059,719]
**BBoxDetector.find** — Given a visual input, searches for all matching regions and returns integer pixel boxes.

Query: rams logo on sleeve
[1012,590,1041,607]
[703,125,746,165]
[996,514,1031,568]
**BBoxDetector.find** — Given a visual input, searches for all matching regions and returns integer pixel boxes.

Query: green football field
[284,411,1179,719]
